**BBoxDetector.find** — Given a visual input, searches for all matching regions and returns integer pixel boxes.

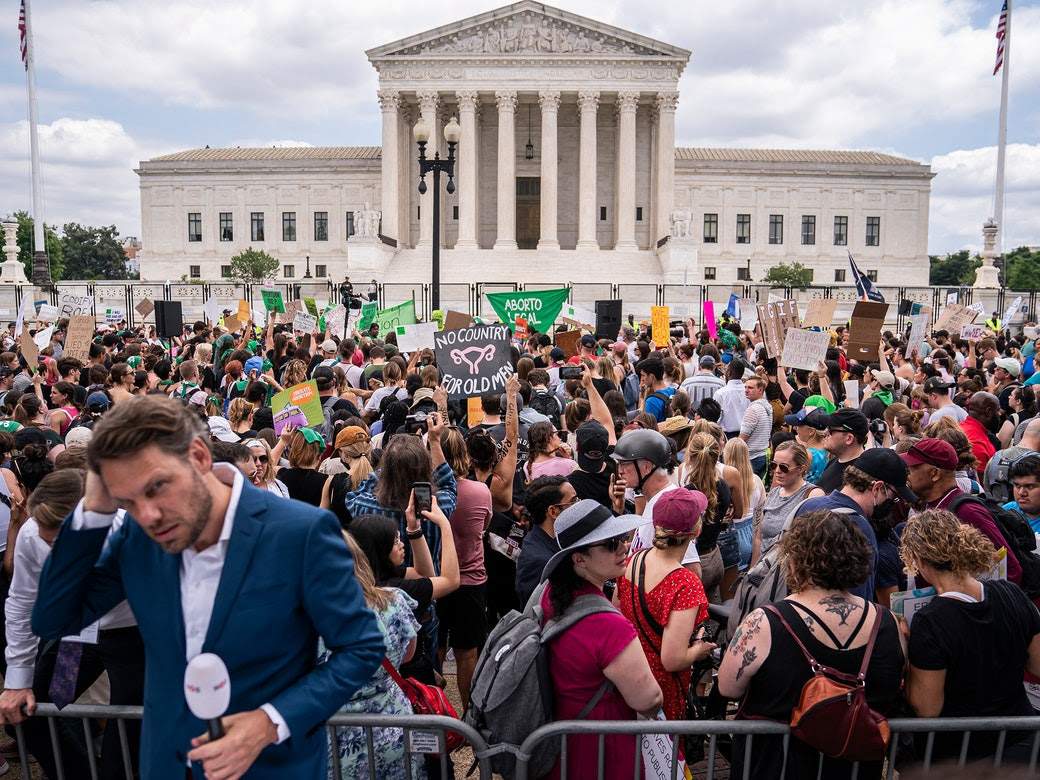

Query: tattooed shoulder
[819,595,860,625]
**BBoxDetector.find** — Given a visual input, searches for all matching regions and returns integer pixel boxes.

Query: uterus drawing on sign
[451,346,496,374]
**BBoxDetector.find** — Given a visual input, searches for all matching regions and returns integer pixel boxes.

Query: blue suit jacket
[33,479,384,780]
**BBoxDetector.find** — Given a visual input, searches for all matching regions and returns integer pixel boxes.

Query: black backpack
[528,388,563,430]
[948,493,1040,599]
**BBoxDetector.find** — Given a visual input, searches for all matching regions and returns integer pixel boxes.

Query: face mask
[872,498,896,522]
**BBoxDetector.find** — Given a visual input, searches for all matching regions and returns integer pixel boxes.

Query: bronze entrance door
[516,177,540,249]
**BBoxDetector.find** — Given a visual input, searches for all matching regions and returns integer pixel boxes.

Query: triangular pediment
[366,1,690,62]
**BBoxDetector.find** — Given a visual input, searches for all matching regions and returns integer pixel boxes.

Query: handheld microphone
[184,653,230,740]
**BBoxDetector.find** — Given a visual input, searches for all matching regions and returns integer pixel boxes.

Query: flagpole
[22,0,51,284]
[993,0,1010,249]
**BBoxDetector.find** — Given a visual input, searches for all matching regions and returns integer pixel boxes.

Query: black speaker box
[154,300,183,339]
[595,299,623,341]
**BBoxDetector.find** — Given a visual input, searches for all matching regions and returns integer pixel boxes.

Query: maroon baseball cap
[901,438,958,471]
[653,489,708,535]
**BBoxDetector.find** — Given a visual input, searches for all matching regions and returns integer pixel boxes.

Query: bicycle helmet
[610,429,671,469]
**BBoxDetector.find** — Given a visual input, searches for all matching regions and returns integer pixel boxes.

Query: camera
[404,411,429,434]
[560,366,583,380]
[868,419,887,437]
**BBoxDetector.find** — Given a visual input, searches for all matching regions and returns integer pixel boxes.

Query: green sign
[486,288,570,333]
[260,289,285,313]
[371,299,417,334]
[303,297,319,316]
[357,301,378,330]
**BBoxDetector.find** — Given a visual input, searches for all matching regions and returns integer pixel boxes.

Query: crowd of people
[0,304,1038,778]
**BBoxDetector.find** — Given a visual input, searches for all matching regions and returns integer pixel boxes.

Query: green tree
[60,223,130,280]
[928,250,982,286]
[13,210,64,280]
[761,261,813,288]
[1004,246,1040,289]
[227,247,280,283]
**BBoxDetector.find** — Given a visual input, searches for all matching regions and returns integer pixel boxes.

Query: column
[377,89,400,244]
[576,90,600,250]
[455,91,479,249]
[416,90,439,248]
[615,91,639,250]
[537,90,561,250]
[494,90,517,250]
[654,91,679,244]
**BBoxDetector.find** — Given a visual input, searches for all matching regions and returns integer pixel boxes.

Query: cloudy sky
[1,0,1038,256]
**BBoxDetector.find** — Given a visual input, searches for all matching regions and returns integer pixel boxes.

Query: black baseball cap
[817,408,868,436]
[575,420,609,472]
[580,335,596,348]
[853,448,918,504]
[923,376,956,394]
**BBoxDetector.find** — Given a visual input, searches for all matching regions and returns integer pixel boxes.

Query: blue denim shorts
[717,525,740,569]
[733,517,754,569]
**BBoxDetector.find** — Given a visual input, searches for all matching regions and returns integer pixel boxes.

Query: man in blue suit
[33,396,384,780]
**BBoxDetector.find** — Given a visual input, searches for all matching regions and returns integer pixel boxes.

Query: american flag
[990,0,1006,75]
[18,0,28,70]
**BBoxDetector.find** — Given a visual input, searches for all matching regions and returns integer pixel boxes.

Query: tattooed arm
[717,608,771,699]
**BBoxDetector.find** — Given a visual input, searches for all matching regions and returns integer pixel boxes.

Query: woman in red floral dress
[617,488,717,721]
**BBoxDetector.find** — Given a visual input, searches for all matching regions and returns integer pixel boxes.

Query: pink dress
[540,583,638,779]
[528,456,576,481]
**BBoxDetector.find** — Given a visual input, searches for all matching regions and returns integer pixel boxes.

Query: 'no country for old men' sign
[434,324,513,400]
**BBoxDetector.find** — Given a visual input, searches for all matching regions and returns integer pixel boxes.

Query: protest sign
[33,325,54,353]
[555,329,581,359]
[63,316,95,362]
[269,380,324,436]
[58,292,93,319]
[260,289,285,313]
[434,324,513,399]
[756,300,800,358]
[960,323,984,342]
[767,292,783,304]
[324,304,347,337]
[19,329,38,366]
[135,298,155,320]
[370,300,417,334]
[430,310,446,331]
[357,301,378,330]
[726,294,740,319]
[293,311,318,334]
[515,317,531,338]
[486,288,570,333]
[1003,295,1024,327]
[238,300,251,323]
[946,291,958,305]
[780,328,830,371]
[223,314,242,334]
[443,310,472,331]
[967,301,986,316]
[562,302,596,333]
[202,296,221,325]
[395,321,439,353]
[847,301,890,362]
[933,303,980,335]
[652,306,670,345]
[303,297,319,317]
[13,293,32,338]
[37,304,59,323]
[103,308,125,325]
[702,302,717,340]
[843,380,861,409]
[802,299,837,329]
[907,310,931,358]
[276,299,304,325]
[738,298,758,330]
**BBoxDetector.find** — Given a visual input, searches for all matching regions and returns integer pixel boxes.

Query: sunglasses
[767,461,792,474]
[252,454,269,464]
[827,427,852,436]
[589,535,628,553]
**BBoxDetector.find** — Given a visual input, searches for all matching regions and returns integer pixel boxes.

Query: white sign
[768,292,783,304]
[103,307,125,325]
[292,311,318,333]
[1003,295,1023,327]
[843,379,861,409]
[37,304,59,323]
[968,301,986,315]
[324,304,347,337]
[394,321,439,353]
[907,312,930,358]
[202,295,222,326]
[947,291,959,305]
[58,292,94,318]
[13,293,32,338]
[960,323,984,342]
[562,302,597,328]
[739,297,758,331]
[33,326,54,352]
[779,327,830,371]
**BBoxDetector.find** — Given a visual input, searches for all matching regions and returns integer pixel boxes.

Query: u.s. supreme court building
[135,1,935,291]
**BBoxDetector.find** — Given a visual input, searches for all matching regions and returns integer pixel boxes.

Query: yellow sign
[651,306,670,346]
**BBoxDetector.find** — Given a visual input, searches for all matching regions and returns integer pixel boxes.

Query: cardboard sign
[19,329,38,366]
[293,311,318,333]
[58,292,93,319]
[802,299,838,329]
[260,289,285,313]
[907,311,930,358]
[1003,295,1024,327]
[443,310,472,331]
[756,300,801,359]
[223,314,242,334]
[779,328,830,371]
[395,322,438,353]
[467,396,484,428]
[933,303,980,335]
[37,304,59,323]
[135,298,154,319]
[652,306,670,345]
[302,297,319,317]
[434,324,513,399]
[846,301,890,362]
[960,323,984,342]
[702,302,717,340]
[238,300,251,323]
[63,315,95,362]
[555,329,581,359]
[269,380,323,436]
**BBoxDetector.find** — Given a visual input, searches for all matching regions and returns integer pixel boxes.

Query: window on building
[283,265,295,278]
[867,270,878,282]
[282,212,296,242]
[314,212,328,242]
[866,217,880,247]
[453,205,459,220]
[189,265,201,279]
[736,214,751,244]
[769,215,783,245]
[600,207,607,221]
[703,267,717,280]
[315,264,327,278]
[703,213,718,244]
[346,212,355,237]
[250,212,265,241]
[636,207,643,221]
[737,267,751,281]
[219,212,233,242]
[801,215,816,245]
[188,213,202,242]
[834,269,846,282]
[220,265,232,278]
[833,216,848,246]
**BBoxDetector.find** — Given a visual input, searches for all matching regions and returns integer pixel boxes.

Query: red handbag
[381,659,465,753]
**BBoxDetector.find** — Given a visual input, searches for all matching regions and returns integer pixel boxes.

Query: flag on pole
[726,293,740,320]
[994,0,1002,74]
[18,0,28,69]
[848,252,885,302]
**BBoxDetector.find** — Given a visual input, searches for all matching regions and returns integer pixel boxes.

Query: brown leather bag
[764,604,891,762]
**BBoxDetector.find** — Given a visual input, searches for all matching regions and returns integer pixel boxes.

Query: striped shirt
[740,398,773,459]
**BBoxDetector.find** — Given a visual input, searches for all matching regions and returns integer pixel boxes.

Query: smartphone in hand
[412,482,433,515]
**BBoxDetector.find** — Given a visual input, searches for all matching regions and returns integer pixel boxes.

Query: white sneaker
[0,757,10,775]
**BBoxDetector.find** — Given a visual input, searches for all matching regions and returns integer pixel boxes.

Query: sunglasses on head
[589,534,628,553]
[767,461,792,474]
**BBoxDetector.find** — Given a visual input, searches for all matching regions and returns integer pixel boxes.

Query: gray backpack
[464,582,618,779]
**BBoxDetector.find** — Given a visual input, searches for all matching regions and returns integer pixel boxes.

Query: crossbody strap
[381,657,410,692]
[763,603,883,683]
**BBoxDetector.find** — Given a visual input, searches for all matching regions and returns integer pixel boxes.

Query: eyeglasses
[252,454,269,464]
[767,461,792,474]
[589,535,628,553]
[551,496,580,510]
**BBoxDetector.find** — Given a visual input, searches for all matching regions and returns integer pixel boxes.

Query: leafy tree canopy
[12,210,64,280]
[761,261,814,288]
[1004,246,1040,289]
[928,250,982,286]
[227,247,280,284]
[60,223,131,280]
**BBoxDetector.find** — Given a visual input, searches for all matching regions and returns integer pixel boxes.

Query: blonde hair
[244,438,277,484]
[683,432,719,521]
[723,438,756,516]
[281,359,308,388]
[227,397,254,427]
[339,440,374,491]
[342,531,391,611]
[900,508,996,577]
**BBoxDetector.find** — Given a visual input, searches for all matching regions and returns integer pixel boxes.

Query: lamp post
[304,253,312,278]
[414,115,460,313]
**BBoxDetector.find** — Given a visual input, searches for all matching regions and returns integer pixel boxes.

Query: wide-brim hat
[540,499,646,582]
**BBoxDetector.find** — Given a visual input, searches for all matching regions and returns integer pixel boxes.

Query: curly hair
[900,508,996,577]
[781,509,874,593]
[281,359,308,388]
